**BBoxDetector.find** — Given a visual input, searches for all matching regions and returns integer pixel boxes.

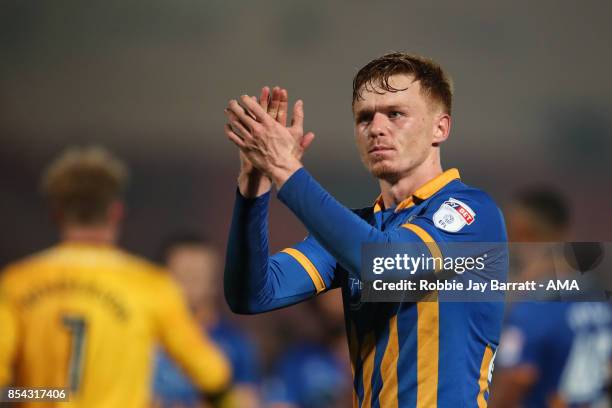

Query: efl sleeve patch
[432,197,476,232]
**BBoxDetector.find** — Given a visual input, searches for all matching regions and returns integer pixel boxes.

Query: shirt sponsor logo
[433,198,476,232]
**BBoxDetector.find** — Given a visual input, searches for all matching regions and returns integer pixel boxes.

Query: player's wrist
[237,170,272,198]
[268,159,302,190]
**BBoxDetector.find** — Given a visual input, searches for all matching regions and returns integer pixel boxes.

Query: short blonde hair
[41,146,128,224]
[353,52,454,114]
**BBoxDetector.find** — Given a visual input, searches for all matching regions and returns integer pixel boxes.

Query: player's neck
[61,224,118,246]
[379,160,443,209]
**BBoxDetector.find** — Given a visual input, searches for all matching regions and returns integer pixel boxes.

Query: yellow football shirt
[0,242,231,408]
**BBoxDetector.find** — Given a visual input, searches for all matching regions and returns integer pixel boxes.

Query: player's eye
[388,111,403,119]
[356,113,373,125]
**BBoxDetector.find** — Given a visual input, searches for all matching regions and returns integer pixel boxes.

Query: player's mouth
[368,145,395,155]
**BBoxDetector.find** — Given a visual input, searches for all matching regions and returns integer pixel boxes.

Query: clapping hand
[225,87,315,191]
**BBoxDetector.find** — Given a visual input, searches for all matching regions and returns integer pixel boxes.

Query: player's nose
[368,112,389,138]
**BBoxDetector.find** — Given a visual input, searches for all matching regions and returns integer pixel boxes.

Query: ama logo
[433,198,476,232]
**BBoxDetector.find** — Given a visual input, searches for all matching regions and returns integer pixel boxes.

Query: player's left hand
[224,94,314,188]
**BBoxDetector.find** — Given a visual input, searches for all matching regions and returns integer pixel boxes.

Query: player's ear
[107,200,125,225]
[432,113,451,145]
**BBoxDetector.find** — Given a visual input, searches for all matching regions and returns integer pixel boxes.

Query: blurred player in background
[153,233,260,408]
[0,147,231,408]
[264,292,352,408]
[490,188,612,408]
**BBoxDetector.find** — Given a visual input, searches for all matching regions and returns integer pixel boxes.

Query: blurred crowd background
[1,1,611,407]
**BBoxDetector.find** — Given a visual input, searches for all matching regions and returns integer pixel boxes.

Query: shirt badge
[433,197,476,232]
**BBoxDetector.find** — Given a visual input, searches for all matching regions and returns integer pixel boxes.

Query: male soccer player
[0,147,231,408]
[223,53,508,407]
[490,188,612,408]
[153,233,260,408]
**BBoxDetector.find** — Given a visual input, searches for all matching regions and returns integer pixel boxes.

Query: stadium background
[1,1,611,406]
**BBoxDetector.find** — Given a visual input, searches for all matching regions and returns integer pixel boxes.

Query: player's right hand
[264,86,315,161]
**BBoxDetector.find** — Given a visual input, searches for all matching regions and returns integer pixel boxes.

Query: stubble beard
[368,160,403,184]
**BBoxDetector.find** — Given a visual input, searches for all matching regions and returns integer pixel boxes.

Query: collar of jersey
[373,168,461,213]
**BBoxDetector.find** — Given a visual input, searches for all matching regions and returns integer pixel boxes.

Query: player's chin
[369,161,398,179]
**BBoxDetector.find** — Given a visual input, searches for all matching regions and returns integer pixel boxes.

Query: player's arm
[224,188,337,314]
[0,281,17,387]
[155,276,232,402]
[224,89,331,315]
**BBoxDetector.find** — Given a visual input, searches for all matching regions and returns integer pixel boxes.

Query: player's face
[506,205,538,242]
[353,74,446,182]
[166,245,220,306]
